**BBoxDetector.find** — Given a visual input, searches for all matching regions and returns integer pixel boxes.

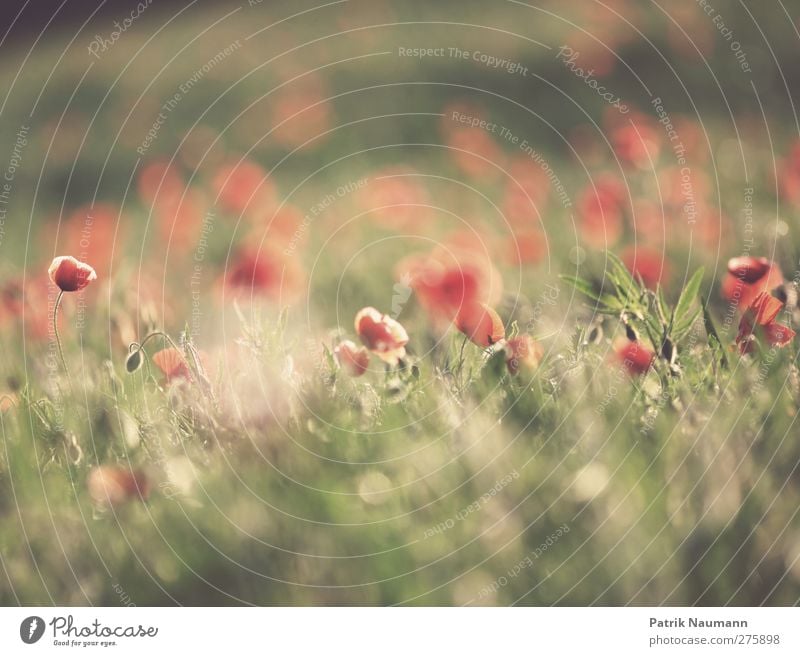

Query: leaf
[605,251,641,303]
[560,274,602,303]
[672,267,704,333]
[560,274,624,312]
[673,307,701,341]
[655,284,669,326]
[701,294,729,370]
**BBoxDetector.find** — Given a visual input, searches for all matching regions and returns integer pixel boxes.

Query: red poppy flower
[622,246,669,288]
[736,292,795,354]
[48,256,97,292]
[401,245,502,325]
[88,465,149,506]
[615,340,654,376]
[505,335,543,375]
[456,302,505,347]
[354,307,409,365]
[411,260,482,321]
[335,340,370,377]
[152,347,209,383]
[721,256,783,310]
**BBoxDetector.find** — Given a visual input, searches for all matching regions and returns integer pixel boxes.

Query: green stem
[137,330,183,353]
[53,290,69,376]
[455,334,470,390]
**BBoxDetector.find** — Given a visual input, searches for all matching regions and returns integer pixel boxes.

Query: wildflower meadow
[1,0,800,612]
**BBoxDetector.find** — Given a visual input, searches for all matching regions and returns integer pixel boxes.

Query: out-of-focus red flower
[736,292,795,354]
[213,159,275,217]
[335,340,370,377]
[48,256,97,292]
[721,256,783,310]
[88,465,149,506]
[152,347,209,383]
[401,246,503,326]
[578,175,626,247]
[410,260,481,320]
[505,230,546,265]
[609,111,661,169]
[152,348,191,382]
[621,246,668,288]
[355,307,409,365]
[224,247,304,302]
[615,339,654,376]
[505,335,543,375]
[456,302,505,347]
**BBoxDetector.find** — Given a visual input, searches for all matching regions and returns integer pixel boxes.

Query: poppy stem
[454,334,469,388]
[137,330,183,353]
[53,290,69,376]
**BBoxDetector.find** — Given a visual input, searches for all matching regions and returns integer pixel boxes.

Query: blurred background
[1,0,800,606]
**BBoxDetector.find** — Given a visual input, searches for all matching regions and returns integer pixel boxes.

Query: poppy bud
[125,348,143,373]
[48,256,97,292]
